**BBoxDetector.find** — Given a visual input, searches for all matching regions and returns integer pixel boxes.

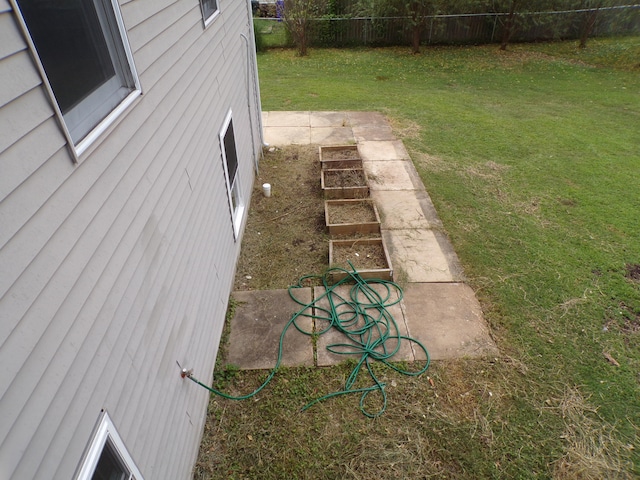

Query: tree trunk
[579,8,599,49]
[293,20,308,56]
[299,30,307,56]
[411,25,421,54]
[500,0,518,51]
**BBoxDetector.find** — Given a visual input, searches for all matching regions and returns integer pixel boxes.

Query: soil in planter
[323,149,359,160]
[327,201,377,224]
[332,243,387,270]
[324,169,366,188]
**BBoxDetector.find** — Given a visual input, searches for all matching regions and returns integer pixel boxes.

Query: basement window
[13,0,141,157]
[75,411,144,480]
[199,0,219,27]
[220,111,245,240]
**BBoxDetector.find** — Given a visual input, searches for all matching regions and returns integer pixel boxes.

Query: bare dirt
[234,145,329,290]
[326,201,377,224]
[320,147,360,160]
[624,263,640,282]
[331,241,388,270]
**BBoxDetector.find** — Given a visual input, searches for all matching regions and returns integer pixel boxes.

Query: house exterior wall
[0,1,262,478]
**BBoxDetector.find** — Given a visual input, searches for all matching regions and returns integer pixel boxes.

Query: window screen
[15,0,139,147]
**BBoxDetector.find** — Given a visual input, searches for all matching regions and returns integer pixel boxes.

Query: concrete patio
[225,111,498,369]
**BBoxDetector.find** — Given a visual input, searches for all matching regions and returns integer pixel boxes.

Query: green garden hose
[184,264,430,417]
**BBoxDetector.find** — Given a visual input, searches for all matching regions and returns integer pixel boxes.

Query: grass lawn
[195,37,640,478]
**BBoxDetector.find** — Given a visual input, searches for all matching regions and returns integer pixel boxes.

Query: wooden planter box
[319,145,360,161]
[321,168,369,199]
[324,199,381,236]
[329,238,393,282]
[321,157,363,170]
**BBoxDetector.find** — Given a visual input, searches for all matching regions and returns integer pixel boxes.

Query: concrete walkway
[226,111,497,369]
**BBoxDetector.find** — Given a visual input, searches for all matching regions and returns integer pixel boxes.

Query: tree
[572,0,624,49]
[282,0,327,56]
[491,0,559,50]
[499,0,518,50]
[404,1,441,54]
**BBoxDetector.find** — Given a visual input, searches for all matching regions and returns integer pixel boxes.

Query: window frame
[199,0,220,27]
[220,110,245,240]
[10,0,141,161]
[75,411,144,480]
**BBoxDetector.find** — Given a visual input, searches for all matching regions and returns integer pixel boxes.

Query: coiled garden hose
[183,264,430,417]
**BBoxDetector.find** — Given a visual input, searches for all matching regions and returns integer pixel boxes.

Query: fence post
[491,14,498,42]
[428,16,434,44]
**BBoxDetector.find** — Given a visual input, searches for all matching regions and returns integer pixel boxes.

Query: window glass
[223,120,238,183]
[92,440,129,480]
[16,0,139,147]
[75,412,142,480]
[220,113,244,239]
[200,0,219,23]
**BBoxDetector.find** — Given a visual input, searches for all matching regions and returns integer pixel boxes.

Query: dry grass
[553,387,635,480]
[322,169,367,188]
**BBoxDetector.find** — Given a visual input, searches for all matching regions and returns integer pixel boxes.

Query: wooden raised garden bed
[329,238,393,282]
[321,168,369,199]
[319,145,362,170]
[324,199,381,236]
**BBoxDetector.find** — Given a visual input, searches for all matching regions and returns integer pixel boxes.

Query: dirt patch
[331,241,388,270]
[624,263,640,282]
[234,145,329,290]
[323,169,367,188]
[327,201,377,224]
[322,149,359,160]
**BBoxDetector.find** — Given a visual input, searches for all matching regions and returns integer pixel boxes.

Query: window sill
[73,89,142,160]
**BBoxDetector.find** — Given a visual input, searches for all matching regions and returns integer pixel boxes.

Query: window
[13,0,141,155]
[199,0,219,26]
[220,111,245,240]
[76,412,143,480]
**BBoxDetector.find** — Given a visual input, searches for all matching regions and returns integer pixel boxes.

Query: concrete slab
[365,160,422,191]
[227,289,314,369]
[402,283,498,360]
[226,112,498,369]
[352,125,396,142]
[310,111,350,127]
[311,127,355,145]
[264,126,311,146]
[358,140,409,161]
[371,190,433,230]
[347,111,389,127]
[382,229,458,283]
[314,285,413,366]
[263,111,310,127]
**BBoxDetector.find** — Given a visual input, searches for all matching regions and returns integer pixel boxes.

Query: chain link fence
[255,5,640,48]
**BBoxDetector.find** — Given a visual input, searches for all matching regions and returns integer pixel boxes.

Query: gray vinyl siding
[0,1,260,479]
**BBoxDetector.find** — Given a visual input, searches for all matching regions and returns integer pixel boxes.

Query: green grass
[254,18,291,49]
[195,37,640,479]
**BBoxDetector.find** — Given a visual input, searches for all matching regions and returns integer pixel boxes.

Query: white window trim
[220,110,245,240]
[10,0,141,162]
[75,411,144,480]
[200,0,220,28]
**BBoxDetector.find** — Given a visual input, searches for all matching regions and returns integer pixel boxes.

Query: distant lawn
[196,38,640,478]
[254,18,290,49]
